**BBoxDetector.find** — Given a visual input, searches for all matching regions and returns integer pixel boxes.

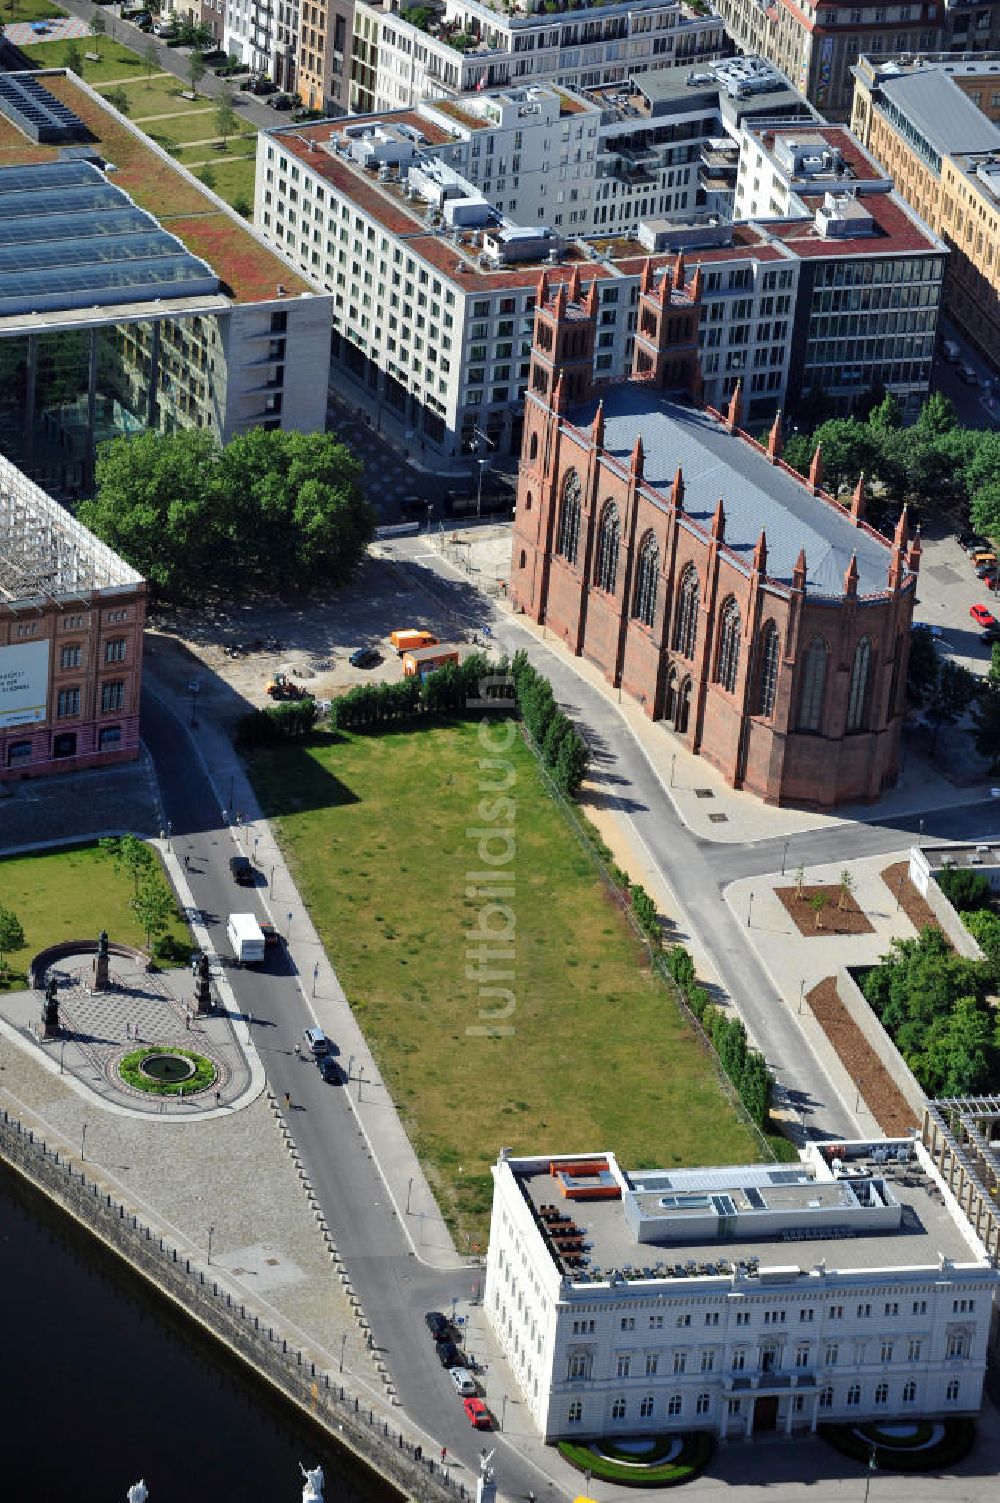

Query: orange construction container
[390,628,439,655]
[402,645,460,679]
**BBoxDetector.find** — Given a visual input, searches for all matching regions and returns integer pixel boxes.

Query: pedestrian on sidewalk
[284,1091,291,1110]
[214,1089,221,1107]
[440,1448,447,1466]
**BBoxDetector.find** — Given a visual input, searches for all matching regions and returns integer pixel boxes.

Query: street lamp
[60,1041,65,1075]
[501,1393,508,1432]
[798,977,806,1014]
[286,909,293,939]
[187,678,200,726]
[476,457,489,518]
[80,1122,87,1162]
[166,820,172,851]
[208,1225,214,1265]
[781,840,789,876]
[312,961,319,996]
[747,892,754,928]
[340,1332,348,1372]
[406,1176,413,1214]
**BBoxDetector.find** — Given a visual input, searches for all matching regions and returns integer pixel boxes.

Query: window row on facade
[564,1375,964,1426]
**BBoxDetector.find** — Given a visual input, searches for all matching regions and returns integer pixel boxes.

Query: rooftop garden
[8,71,312,304]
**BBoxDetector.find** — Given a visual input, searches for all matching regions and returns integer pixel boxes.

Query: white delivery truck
[227,913,266,965]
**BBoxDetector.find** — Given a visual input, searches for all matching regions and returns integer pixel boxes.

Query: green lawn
[113,73,215,111]
[17,38,151,82]
[4,0,65,22]
[144,110,253,148]
[0,843,191,986]
[193,152,256,210]
[249,723,763,1244]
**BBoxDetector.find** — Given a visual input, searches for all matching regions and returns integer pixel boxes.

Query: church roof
[567,385,900,598]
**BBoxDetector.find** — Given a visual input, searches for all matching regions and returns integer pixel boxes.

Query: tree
[793,865,805,900]
[906,627,938,706]
[940,994,995,1096]
[914,391,957,440]
[926,660,978,753]
[838,868,855,911]
[0,905,24,978]
[106,85,130,116]
[78,428,372,602]
[142,38,158,86]
[936,863,992,912]
[971,684,1000,772]
[198,165,217,191]
[990,642,1000,689]
[188,50,207,96]
[131,872,176,953]
[215,85,237,151]
[99,834,155,895]
[554,728,589,798]
[541,709,571,767]
[810,893,827,930]
[231,194,252,219]
[89,8,107,54]
[971,479,1000,540]
[868,391,903,434]
[64,40,84,74]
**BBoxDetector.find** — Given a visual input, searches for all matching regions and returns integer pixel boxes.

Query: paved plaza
[0,948,257,1117]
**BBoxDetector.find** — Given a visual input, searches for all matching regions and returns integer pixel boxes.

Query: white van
[227,913,266,965]
[942,339,961,363]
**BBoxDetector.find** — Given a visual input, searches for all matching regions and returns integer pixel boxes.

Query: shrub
[119,1047,216,1096]
[558,1432,714,1488]
[630,884,660,945]
[937,864,992,912]
[236,697,318,746]
[665,944,695,991]
[554,727,588,796]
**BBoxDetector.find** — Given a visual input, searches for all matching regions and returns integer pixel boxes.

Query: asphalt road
[140,687,547,1498]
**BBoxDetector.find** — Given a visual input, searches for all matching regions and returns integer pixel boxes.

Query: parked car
[349,646,382,669]
[966,538,991,556]
[152,18,177,34]
[981,626,1000,643]
[258,920,280,949]
[957,362,979,385]
[976,562,999,583]
[463,1397,491,1429]
[971,604,998,628]
[271,92,296,110]
[449,1367,477,1397]
[229,854,254,886]
[303,1026,329,1055]
[911,622,945,638]
[425,1311,450,1339]
[436,1340,461,1368]
[318,1055,339,1082]
[957,529,985,549]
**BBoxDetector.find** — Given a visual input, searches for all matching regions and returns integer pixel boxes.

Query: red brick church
[510,260,920,807]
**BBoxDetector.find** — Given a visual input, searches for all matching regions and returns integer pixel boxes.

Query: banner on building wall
[815,35,834,107]
[0,640,49,728]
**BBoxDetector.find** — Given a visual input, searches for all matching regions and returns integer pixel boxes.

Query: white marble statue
[479,1449,496,1483]
[300,1463,325,1503]
[126,1484,148,1503]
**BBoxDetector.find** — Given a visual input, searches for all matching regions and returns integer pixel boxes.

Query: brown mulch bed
[807,977,919,1137]
[776,884,875,937]
[880,861,945,940]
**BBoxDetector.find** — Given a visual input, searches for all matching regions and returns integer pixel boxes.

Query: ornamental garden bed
[820,1417,975,1472]
[776,883,874,937]
[806,977,916,1136]
[119,1046,216,1096]
[558,1432,714,1487]
[880,861,943,937]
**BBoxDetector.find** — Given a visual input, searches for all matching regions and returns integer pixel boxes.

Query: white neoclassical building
[485,1141,998,1442]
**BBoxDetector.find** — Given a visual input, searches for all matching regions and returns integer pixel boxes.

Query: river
[0,1161,399,1503]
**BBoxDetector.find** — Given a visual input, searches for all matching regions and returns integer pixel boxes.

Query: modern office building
[0,454,146,782]
[0,70,330,498]
[703,0,1000,120]
[511,269,919,806]
[486,1142,998,1441]
[349,0,724,115]
[850,53,1000,363]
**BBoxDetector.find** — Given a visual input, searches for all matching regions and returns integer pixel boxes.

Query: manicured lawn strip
[249,725,762,1245]
[194,153,256,210]
[820,1419,975,1472]
[6,0,67,21]
[0,843,190,986]
[18,40,149,82]
[559,1434,714,1487]
[145,108,254,147]
[120,1046,216,1095]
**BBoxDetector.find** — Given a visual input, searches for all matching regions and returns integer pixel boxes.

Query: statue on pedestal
[193,951,212,1015]
[92,929,111,992]
[42,975,59,1037]
[477,1448,497,1503]
[126,1483,148,1503]
[300,1463,325,1503]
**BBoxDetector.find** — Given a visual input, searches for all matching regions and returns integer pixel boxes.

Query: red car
[463,1397,492,1429]
[970,604,998,628]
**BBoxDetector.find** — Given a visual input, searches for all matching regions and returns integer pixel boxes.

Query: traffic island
[558,1432,714,1487]
[819,1417,976,1471]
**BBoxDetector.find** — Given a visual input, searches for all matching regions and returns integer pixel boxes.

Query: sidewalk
[145,663,466,1273]
[724,851,920,1134]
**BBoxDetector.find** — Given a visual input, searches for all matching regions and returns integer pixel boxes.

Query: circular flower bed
[558,1432,713,1488]
[820,1417,975,1472]
[119,1047,216,1096]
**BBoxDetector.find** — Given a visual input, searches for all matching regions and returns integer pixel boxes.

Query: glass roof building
[0,73,332,499]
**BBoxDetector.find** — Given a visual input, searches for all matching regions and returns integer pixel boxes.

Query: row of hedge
[236,696,320,748]
[509,649,589,797]
[820,1418,975,1472]
[558,1432,714,1488]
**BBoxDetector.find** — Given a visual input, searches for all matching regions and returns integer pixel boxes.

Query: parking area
[912,528,999,678]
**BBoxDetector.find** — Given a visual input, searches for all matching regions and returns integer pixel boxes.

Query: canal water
[0,1162,399,1503]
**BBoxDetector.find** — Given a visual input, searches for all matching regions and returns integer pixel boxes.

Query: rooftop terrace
[0,72,313,308]
[513,1144,985,1287]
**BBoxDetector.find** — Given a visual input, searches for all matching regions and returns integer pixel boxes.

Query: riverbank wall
[0,1106,467,1503]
